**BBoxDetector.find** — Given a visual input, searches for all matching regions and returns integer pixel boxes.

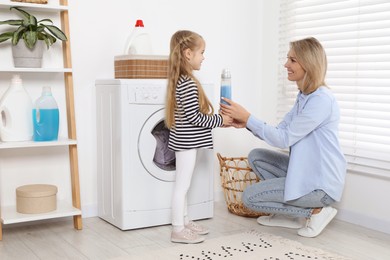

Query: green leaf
[0,19,23,26]
[42,32,56,44]
[10,7,31,20]
[38,31,55,47]
[11,26,25,45]
[38,33,50,49]
[11,6,37,28]
[24,31,37,49]
[42,24,67,41]
[0,32,13,43]
[43,37,50,49]
[29,15,37,27]
[38,19,53,24]
[22,14,37,27]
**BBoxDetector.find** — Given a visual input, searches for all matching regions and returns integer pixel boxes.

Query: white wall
[68,0,265,216]
[1,0,389,235]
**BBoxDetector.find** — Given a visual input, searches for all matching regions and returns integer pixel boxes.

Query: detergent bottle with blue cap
[220,68,232,105]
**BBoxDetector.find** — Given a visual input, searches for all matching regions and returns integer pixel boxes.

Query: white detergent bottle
[123,19,153,55]
[0,74,33,141]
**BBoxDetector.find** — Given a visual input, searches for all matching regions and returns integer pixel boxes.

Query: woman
[220,37,347,238]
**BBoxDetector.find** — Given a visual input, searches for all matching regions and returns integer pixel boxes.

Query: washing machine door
[138,108,176,182]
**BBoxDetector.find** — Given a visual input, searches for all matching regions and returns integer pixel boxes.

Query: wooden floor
[1,202,389,260]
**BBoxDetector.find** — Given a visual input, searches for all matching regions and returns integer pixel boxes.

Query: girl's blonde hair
[290,37,327,94]
[165,30,214,128]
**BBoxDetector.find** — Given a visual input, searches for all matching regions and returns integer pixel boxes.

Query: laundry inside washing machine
[152,121,176,171]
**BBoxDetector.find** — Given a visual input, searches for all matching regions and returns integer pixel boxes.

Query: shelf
[1,200,81,225]
[0,138,77,149]
[0,0,82,240]
[0,1,68,12]
[0,68,72,73]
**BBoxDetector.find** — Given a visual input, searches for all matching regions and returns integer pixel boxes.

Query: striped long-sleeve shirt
[168,75,223,151]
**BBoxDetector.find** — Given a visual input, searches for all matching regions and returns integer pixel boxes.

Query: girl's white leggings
[171,149,197,228]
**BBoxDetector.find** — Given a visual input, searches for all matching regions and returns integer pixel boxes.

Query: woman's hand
[231,119,247,128]
[220,98,251,127]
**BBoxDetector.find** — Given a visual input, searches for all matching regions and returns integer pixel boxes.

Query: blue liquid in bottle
[220,85,231,105]
[33,108,59,141]
[220,68,232,105]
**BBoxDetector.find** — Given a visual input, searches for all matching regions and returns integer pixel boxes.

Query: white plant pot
[12,41,45,68]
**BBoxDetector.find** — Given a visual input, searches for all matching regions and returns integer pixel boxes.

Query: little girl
[165,30,231,244]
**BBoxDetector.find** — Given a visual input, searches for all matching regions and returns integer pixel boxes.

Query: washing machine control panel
[127,82,167,105]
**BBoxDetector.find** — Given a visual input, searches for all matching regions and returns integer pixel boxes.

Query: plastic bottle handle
[34,108,41,124]
[0,107,11,131]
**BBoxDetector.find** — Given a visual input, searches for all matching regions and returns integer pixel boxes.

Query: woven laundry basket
[11,0,48,4]
[114,55,168,79]
[217,153,269,218]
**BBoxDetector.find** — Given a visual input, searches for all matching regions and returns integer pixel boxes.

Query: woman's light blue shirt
[246,87,347,201]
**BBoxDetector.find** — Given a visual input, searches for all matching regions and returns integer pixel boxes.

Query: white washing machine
[95,79,214,230]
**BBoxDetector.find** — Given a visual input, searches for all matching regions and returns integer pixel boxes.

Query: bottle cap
[42,86,52,95]
[135,20,144,27]
[11,74,22,85]
[221,68,231,79]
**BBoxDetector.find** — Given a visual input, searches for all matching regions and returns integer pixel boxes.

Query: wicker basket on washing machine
[11,0,48,4]
[217,153,269,218]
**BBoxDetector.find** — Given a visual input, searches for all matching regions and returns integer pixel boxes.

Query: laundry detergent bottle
[32,86,59,141]
[220,68,232,105]
[0,74,33,141]
[123,19,153,55]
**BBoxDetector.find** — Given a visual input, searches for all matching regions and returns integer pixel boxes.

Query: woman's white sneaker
[257,214,305,229]
[171,228,205,244]
[298,206,337,238]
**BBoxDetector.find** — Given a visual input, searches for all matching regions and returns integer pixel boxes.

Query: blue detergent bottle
[32,87,59,141]
[220,68,232,105]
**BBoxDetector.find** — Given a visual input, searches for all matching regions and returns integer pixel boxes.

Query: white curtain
[278,0,390,178]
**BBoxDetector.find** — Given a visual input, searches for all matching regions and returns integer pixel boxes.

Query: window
[278,0,390,177]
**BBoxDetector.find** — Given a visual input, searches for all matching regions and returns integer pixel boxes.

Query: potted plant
[0,6,67,68]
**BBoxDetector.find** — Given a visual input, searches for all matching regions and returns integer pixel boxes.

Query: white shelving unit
[0,68,72,73]
[2,201,81,225]
[0,138,77,149]
[0,0,82,240]
[0,1,67,11]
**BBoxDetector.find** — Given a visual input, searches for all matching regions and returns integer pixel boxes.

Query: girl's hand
[220,98,251,125]
[221,114,233,127]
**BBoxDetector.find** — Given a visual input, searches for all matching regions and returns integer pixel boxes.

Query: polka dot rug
[121,229,351,260]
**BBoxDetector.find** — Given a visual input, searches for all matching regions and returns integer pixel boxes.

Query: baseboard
[82,193,225,219]
[214,190,225,202]
[336,208,390,235]
[214,191,390,235]
[80,203,98,218]
[82,196,390,235]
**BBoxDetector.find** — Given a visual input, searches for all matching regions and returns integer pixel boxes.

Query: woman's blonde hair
[165,30,213,128]
[290,37,327,94]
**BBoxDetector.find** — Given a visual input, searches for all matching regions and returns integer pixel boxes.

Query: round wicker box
[16,184,57,214]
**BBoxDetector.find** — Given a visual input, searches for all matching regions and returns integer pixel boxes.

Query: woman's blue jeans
[242,148,335,218]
